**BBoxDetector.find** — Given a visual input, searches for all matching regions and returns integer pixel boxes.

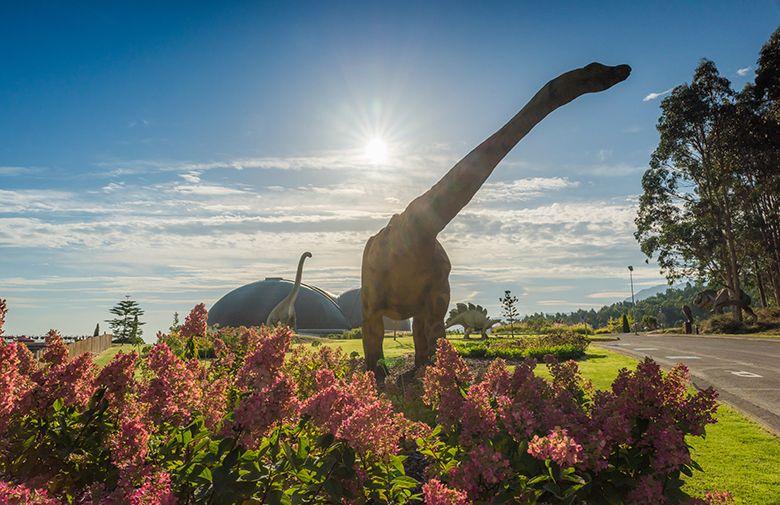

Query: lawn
[93,343,144,368]
[304,337,780,504]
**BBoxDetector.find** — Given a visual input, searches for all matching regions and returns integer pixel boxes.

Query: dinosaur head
[574,63,632,94]
[302,251,312,259]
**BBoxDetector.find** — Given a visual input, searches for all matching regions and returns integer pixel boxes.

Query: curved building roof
[209,277,350,332]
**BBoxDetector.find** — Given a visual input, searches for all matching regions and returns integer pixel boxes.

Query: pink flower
[42,330,69,367]
[110,403,150,477]
[180,303,208,340]
[125,471,177,505]
[527,427,584,468]
[0,343,30,432]
[702,489,734,504]
[423,339,473,428]
[0,480,57,505]
[627,475,665,504]
[302,369,404,459]
[142,343,201,425]
[236,326,292,391]
[232,374,298,448]
[422,479,470,505]
[449,444,510,498]
[96,351,138,407]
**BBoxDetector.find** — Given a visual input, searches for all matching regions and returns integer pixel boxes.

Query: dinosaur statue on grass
[267,252,312,330]
[445,303,500,339]
[693,288,757,320]
[360,62,631,377]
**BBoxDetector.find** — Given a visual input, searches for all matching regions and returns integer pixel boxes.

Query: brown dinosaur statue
[361,62,631,378]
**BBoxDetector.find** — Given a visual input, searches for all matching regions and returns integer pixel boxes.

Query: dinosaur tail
[401,62,631,237]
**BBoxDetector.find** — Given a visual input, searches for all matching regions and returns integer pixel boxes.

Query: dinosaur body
[266,252,312,329]
[693,288,757,320]
[361,62,631,377]
[445,303,500,339]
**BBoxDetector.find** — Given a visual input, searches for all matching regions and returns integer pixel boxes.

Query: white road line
[666,355,701,359]
[635,347,658,351]
[726,370,763,378]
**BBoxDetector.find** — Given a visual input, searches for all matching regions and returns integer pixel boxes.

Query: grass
[94,343,144,368]
[309,338,780,504]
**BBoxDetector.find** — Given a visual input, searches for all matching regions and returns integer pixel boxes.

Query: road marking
[726,370,763,378]
[635,347,658,351]
[666,355,701,360]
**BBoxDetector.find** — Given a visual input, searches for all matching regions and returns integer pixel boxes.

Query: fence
[27,333,113,359]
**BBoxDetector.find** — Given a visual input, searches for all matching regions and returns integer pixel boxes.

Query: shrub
[450,331,589,361]
[0,301,728,504]
[420,339,721,503]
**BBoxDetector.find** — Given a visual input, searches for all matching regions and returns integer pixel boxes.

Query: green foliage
[106,296,145,344]
[499,290,519,337]
[450,332,589,361]
[621,314,630,333]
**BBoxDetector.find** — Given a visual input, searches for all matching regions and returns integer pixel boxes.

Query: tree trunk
[755,259,768,308]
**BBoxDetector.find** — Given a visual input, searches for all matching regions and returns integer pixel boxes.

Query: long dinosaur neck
[285,252,311,306]
[401,62,630,237]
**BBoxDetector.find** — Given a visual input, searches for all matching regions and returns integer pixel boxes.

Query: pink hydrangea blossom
[527,427,584,467]
[302,369,404,459]
[42,330,69,367]
[126,471,177,505]
[422,479,470,505]
[142,343,202,425]
[449,444,510,498]
[232,374,298,448]
[180,303,208,340]
[96,350,138,407]
[702,489,734,504]
[626,475,665,505]
[110,403,150,477]
[0,480,57,505]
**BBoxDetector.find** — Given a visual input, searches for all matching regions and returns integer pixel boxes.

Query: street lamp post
[628,265,637,334]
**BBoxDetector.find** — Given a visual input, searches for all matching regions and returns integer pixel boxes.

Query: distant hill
[624,284,684,303]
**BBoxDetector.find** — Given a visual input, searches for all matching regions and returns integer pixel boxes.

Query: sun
[364,137,389,164]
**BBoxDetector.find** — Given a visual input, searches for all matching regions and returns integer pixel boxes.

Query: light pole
[628,265,637,334]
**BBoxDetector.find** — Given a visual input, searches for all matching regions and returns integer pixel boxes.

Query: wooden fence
[27,333,113,359]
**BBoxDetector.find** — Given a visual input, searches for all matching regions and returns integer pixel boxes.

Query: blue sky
[1,1,778,337]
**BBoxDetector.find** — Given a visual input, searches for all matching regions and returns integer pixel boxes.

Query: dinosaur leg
[424,285,450,362]
[362,312,386,380]
[412,316,429,368]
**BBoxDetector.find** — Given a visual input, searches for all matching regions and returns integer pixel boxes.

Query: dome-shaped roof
[336,288,412,331]
[209,278,349,332]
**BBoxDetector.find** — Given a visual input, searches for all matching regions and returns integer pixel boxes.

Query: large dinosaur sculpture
[266,252,312,329]
[693,288,757,320]
[445,303,500,339]
[361,62,631,377]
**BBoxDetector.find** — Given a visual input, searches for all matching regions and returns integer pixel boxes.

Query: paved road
[596,334,780,435]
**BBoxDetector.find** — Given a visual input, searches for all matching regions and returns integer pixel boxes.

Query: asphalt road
[596,333,780,435]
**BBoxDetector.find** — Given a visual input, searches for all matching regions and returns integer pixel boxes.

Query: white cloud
[477,177,578,202]
[587,291,629,299]
[643,87,675,102]
[737,66,752,77]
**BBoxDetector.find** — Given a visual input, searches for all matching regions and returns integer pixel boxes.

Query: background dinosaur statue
[693,288,757,320]
[361,62,631,377]
[266,251,312,329]
[445,302,500,339]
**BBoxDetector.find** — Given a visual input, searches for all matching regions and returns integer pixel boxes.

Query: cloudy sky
[1,2,777,337]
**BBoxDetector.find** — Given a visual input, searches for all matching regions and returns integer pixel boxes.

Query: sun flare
[364,137,389,164]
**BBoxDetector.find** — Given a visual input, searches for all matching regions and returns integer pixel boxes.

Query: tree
[93,323,100,337]
[636,60,746,320]
[499,290,519,338]
[622,314,630,333]
[106,296,145,344]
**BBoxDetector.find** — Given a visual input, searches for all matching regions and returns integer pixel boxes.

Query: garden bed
[449,331,589,361]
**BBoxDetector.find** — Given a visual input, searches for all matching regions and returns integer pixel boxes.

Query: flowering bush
[0,299,728,504]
